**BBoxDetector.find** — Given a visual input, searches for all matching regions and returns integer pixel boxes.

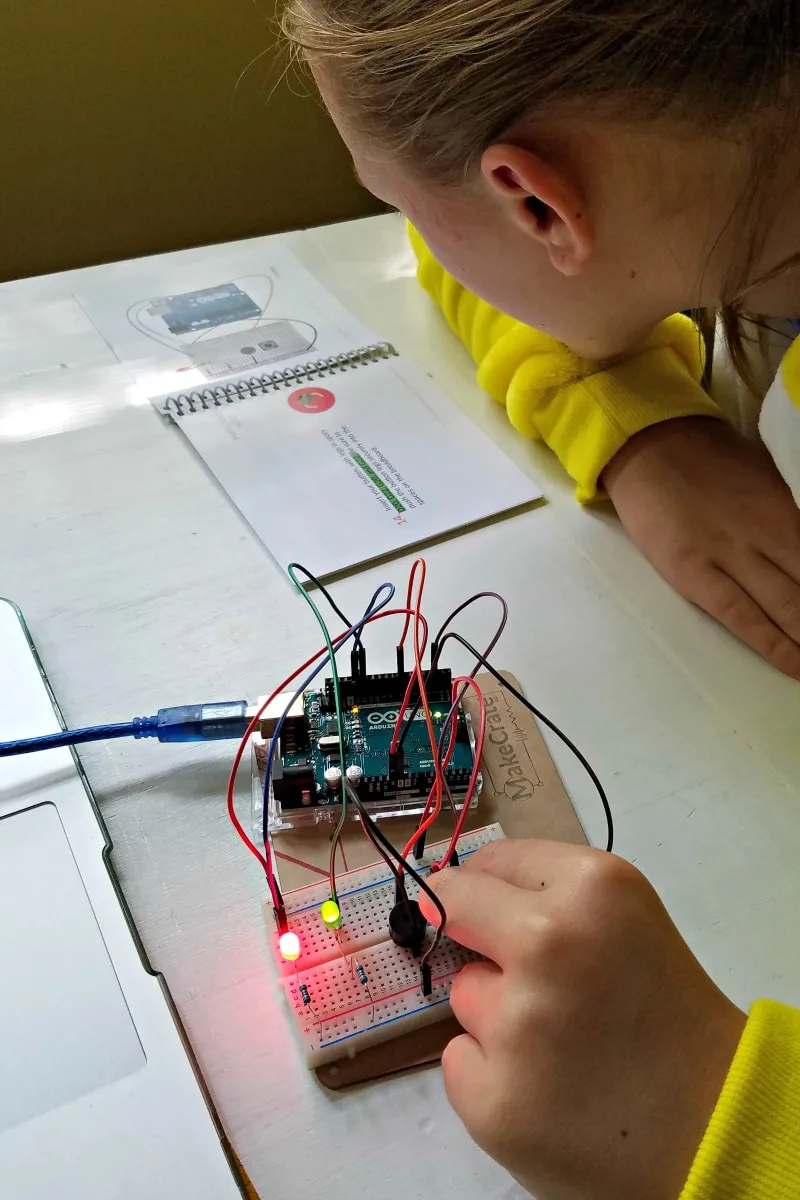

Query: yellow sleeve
[681,1000,800,1199]
[408,225,723,502]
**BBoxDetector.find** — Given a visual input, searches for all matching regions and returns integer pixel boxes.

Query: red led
[279,931,301,961]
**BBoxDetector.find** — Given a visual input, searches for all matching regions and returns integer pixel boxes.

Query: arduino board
[253,667,481,834]
[271,823,504,1067]
[147,283,261,334]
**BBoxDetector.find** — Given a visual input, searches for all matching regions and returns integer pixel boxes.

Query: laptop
[0,599,250,1200]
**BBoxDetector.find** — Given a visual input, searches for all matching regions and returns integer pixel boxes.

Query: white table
[1,213,799,1199]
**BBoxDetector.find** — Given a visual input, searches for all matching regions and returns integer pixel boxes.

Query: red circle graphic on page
[287,386,336,414]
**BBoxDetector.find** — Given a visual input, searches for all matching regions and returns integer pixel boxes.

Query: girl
[288,0,800,682]
[283,2,800,1197]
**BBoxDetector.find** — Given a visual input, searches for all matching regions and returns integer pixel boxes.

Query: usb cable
[0,701,253,758]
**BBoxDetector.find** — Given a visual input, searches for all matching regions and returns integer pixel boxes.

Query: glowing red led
[279,931,301,961]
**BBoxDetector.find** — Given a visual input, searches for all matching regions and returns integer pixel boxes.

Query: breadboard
[271,824,504,1066]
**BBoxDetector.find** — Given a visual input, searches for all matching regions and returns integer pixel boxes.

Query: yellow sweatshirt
[410,228,800,1199]
[408,224,721,501]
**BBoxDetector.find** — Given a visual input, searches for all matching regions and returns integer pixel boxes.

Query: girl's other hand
[603,416,800,679]
[422,840,745,1200]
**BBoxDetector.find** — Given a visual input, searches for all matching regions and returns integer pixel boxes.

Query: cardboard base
[272,672,586,1089]
[315,1017,462,1091]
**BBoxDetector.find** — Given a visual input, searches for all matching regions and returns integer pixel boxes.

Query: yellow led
[351,706,359,714]
[320,899,342,930]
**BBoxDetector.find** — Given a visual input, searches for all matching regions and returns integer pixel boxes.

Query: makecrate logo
[485,691,540,802]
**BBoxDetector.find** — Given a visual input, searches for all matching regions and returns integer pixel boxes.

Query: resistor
[356,964,368,987]
[299,984,312,1006]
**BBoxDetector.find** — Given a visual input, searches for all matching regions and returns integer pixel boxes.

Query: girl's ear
[481,143,594,277]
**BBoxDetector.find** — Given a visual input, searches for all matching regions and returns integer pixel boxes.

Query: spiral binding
[157,341,398,418]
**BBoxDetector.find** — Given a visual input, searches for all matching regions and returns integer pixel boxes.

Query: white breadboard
[270,823,504,1066]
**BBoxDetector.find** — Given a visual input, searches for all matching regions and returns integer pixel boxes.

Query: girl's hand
[422,840,745,1200]
[603,416,800,679]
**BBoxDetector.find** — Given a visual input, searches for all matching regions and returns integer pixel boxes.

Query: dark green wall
[0,0,382,281]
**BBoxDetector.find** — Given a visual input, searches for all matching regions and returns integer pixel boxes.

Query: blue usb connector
[143,701,251,743]
[0,701,252,758]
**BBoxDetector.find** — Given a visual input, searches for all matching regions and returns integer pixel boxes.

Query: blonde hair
[283,0,800,388]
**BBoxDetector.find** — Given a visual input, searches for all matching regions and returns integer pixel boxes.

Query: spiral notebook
[76,238,541,579]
